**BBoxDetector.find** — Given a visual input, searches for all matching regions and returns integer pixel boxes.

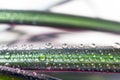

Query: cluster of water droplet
[0,43,119,72]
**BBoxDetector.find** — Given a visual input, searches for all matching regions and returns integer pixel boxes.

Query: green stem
[0,48,120,72]
[0,10,120,32]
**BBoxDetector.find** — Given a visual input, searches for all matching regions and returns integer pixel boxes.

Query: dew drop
[4,63,9,66]
[62,43,68,48]
[38,54,46,61]
[68,54,72,57]
[90,43,96,48]
[4,52,10,59]
[46,62,48,65]
[33,72,37,76]
[6,52,9,55]
[99,50,102,53]
[93,54,96,58]
[113,42,120,48]
[45,43,53,49]
[72,45,77,48]
[91,63,94,66]
[106,64,109,67]
[80,58,84,61]
[109,55,113,58]
[50,58,54,61]
[100,69,103,71]
[16,68,21,73]
[114,58,118,62]
[67,66,70,68]
[79,44,83,48]
[100,57,105,62]
[29,54,32,57]
[22,44,27,50]
[101,53,104,55]
[54,66,57,68]
[76,65,79,68]
[113,70,116,72]
[59,64,61,66]
[29,44,33,49]
[21,70,26,74]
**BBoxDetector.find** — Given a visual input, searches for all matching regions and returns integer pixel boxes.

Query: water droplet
[100,58,105,62]
[99,50,102,53]
[50,58,54,61]
[29,44,33,49]
[90,43,96,48]
[54,66,57,68]
[46,62,48,65]
[114,58,118,62]
[106,64,109,67]
[68,54,71,57]
[29,54,32,57]
[6,52,9,55]
[33,72,37,76]
[22,44,27,50]
[45,43,53,49]
[4,63,9,66]
[113,65,116,69]
[101,53,103,55]
[91,63,94,66]
[38,54,46,61]
[59,64,61,66]
[112,42,120,48]
[100,69,103,71]
[109,55,113,58]
[16,68,21,73]
[62,43,68,48]
[76,65,79,68]
[79,44,83,48]
[78,56,82,60]
[93,54,96,58]
[72,45,77,48]
[67,66,70,68]
[21,70,26,74]
[4,52,10,59]
[88,69,91,71]
[79,58,84,61]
